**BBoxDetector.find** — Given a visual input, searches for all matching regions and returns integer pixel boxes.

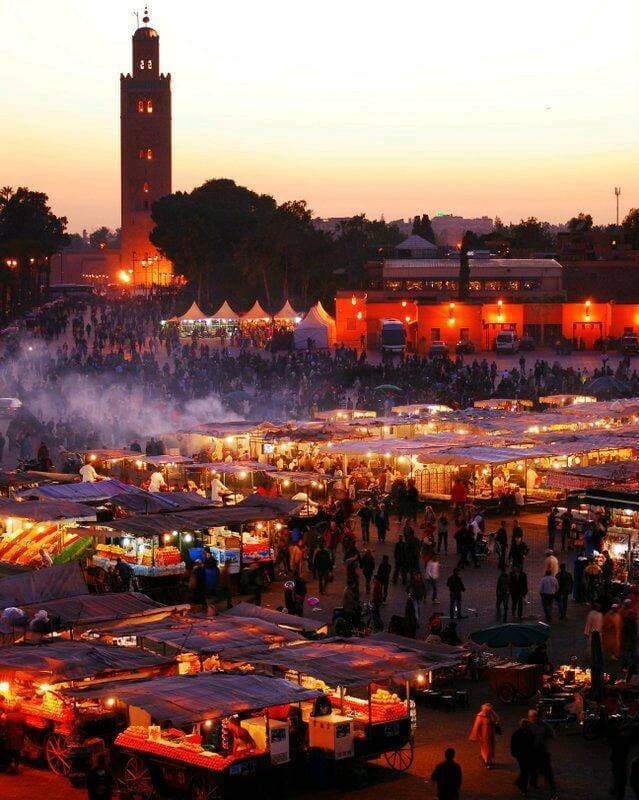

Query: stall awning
[0,499,96,522]
[418,446,552,466]
[567,488,639,511]
[273,300,300,321]
[17,479,144,503]
[136,615,302,657]
[0,561,88,606]
[0,640,171,683]
[210,301,239,321]
[247,638,462,687]
[222,602,327,633]
[64,673,320,726]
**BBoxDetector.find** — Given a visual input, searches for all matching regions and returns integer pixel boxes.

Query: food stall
[538,394,597,407]
[0,640,172,776]
[246,638,459,770]
[568,488,639,583]
[473,399,533,412]
[67,672,320,799]
[0,500,97,567]
[222,602,329,637]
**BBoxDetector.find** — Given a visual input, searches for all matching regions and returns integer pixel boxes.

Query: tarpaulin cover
[0,592,169,634]
[136,615,302,657]
[0,640,171,682]
[223,602,327,633]
[0,561,88,606]
[236,494,303,515]
[248,638,462,686]
[17,479,144,503]
[0,500,97,522]
[64,672,320,725]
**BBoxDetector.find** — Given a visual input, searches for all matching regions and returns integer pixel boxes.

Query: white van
[380,319,406,354]
[494,330,519,354]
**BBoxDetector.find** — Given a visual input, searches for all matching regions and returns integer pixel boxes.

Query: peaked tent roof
[314,301,335,324]
[174,302,210,322]
[396,234,438,250]
[273,300,300,321]
[210,300,239,321]
[296,305,330,330]
[242,301,271,321]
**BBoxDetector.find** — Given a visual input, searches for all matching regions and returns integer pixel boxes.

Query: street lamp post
[615,187,621,228]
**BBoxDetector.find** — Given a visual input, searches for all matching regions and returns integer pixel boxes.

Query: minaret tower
[120,7,172,284]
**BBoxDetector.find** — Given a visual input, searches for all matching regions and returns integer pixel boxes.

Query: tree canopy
[623,209,639,249]
[567,212,594,232]
[0,187,69,303]
[411,213,436,244]
[150,178,400,307]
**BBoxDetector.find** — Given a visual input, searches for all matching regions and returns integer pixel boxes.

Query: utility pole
[615,186,621,227]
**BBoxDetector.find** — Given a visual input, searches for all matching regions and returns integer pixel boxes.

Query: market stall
[167,302,214,340]
[567,488,639,583]
[473,398,533,412]
[0,640,172,776]
[247,638,459,769]
[0,500,97,567]
[66,672,320,799]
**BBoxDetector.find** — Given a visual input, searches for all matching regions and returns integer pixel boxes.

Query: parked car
[429,340,449,357]
[455,339,476,354]
[494,331,519,354]
[519,336,536,352]
[620,332,639,355]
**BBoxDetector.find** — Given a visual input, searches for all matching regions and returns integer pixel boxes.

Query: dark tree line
[0,186,69,312]
[150,178,403,308]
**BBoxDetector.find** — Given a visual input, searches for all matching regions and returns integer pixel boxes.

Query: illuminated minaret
[120,8,172,284]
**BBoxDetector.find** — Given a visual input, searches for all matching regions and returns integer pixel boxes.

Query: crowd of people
[1,293,638,464]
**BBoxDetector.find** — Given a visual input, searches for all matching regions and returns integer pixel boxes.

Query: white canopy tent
[293,303,336,349]
[273,300,301,322]
[210,301,239,322]
[242,301,271,321]
[168,301,210,323]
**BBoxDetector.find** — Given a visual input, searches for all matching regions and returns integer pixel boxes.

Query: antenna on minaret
[133,10,139,28]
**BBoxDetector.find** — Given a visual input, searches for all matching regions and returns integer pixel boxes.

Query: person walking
[620,603,638,677]
[509,566,528,621]
[393,534,408,585]
[539,569,559,623]
[609,720,633,800]
[374,502,389,543]
[376,554,391,602]
[404,592,418,638]
[547,507,558,551]
[447,568,466,620]
[511,717,535,796]
[469,702,500,768]
[357,500,373,543]
[360,548,376,595]
[494,521,508,571]
[509,534,529,570]
[543,550,559,577]
[556,563,573,620]
[560,510,572,552]
[496,567,509,622]
[527,709,558,800]
[313,543,332,595]
[602,604,622,660]
[189,559,206,611]
[430,747,463,800]
[426,554,440,603]
[437,512,449,554]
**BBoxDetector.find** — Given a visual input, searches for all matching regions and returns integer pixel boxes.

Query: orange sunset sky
[1,0,638,232]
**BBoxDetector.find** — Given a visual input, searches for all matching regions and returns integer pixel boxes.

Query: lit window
[142,182,150,193]
[147,60,152,69]
[146,99,153,113]
[138,149,144,159]
[137,100,144,112]
[146,148,153,160]
[139,59,146,70]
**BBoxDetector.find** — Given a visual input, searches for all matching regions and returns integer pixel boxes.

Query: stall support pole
[340,686,345,715]
[368,684,372,725]
[405,679,410,716]
[524,460,528,503]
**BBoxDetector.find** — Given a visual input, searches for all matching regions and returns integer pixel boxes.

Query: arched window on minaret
[142,182,150,194]
[147,59,153,69]
[139,59,146,70]
[146,99,153,113]
[146,148,153,160]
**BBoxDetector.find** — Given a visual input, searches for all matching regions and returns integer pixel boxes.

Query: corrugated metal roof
[17,479,142,503]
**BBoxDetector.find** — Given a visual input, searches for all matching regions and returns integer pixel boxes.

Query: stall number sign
[335,723,351,739]
[229,759,257,776]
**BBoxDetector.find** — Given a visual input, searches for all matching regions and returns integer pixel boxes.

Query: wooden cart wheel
[44,733,71,776]
[383,740,414,771]
[119,754,155,799]
[190,773,223,800]
[496,683,517,704]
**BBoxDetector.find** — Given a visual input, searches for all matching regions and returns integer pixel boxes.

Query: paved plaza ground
[2,506,635,799]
